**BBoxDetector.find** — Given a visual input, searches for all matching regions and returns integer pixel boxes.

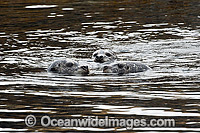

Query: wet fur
[103,62,149,75]
[48,59,89,75]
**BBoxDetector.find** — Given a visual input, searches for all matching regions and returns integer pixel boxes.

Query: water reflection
[0,0,200,132]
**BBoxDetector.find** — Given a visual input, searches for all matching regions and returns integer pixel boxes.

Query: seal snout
[80,66,89,75]
[97,55,104,59]
[103,66,109,71]
[103,65,112,73]
[80,66,88,70]
[95,55,104,63]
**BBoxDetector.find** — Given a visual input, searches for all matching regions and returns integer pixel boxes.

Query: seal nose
[81,66,88,71]
[95,55,104,63]
[97,55,103,59]
[103,66,109,71]
[80,66,89,75]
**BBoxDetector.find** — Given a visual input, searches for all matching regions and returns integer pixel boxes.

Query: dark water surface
[0,0,200,132]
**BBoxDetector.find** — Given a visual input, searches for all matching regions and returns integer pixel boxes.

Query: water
[0,0,200,132]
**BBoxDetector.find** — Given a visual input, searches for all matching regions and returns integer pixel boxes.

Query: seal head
[92,49,117,63]
[103,62,149,75]
[48,59,89,75]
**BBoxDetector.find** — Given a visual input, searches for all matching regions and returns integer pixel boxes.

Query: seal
[103,61,149,75]
[47,59,89,75]
[92,49,117,63]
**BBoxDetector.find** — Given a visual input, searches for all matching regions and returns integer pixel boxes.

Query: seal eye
[66,62,73,67]
[105,53,112,57]
[117,64,124,68]
[126,66,130,70]
[93,53,98,57]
